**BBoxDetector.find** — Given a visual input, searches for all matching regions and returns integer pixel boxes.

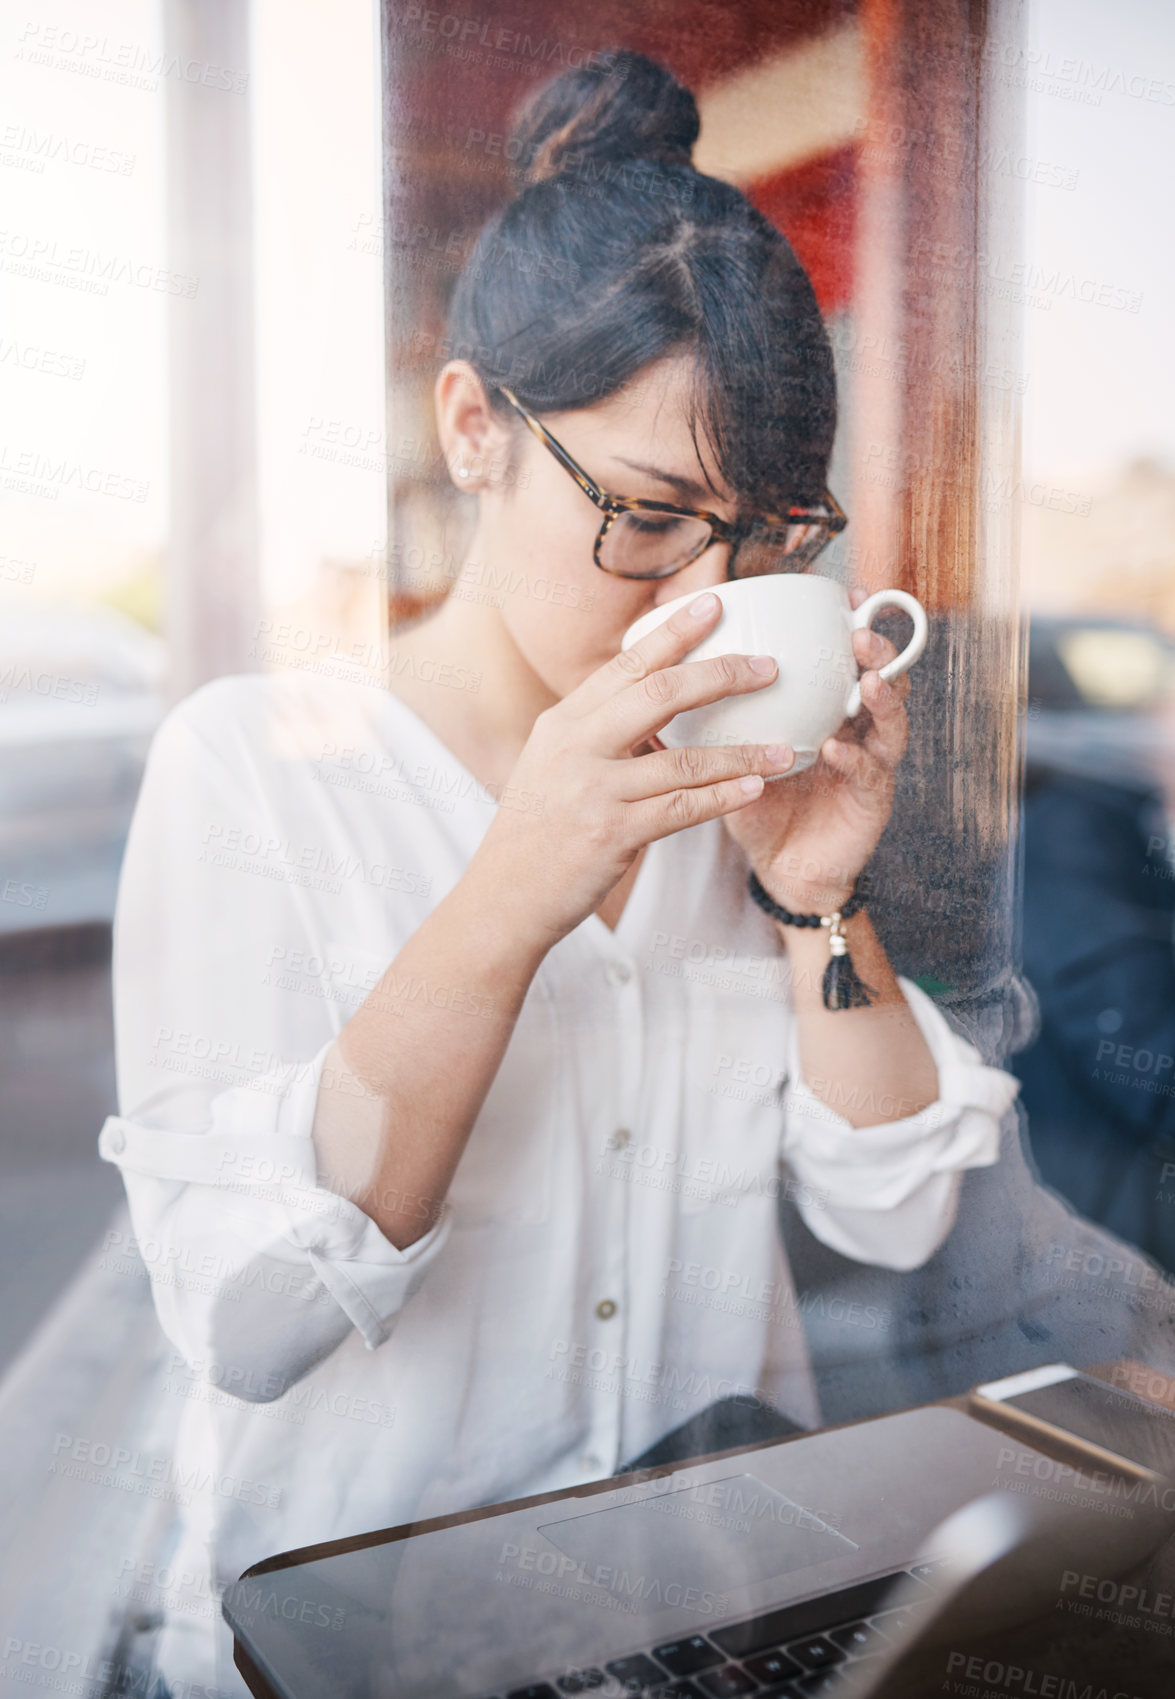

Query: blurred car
[0,601,165,934]
[1015,611,1175,1267]
[1026,612,1175,790]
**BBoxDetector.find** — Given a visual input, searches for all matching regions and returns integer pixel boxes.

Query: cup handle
[845,589,929,718]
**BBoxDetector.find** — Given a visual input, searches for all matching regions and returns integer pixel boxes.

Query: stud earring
[457,466,469,479]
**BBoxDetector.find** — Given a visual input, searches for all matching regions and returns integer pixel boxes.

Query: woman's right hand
[470,590,795,950]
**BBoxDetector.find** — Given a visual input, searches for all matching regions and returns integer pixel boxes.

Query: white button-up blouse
[97,667,1019,1695]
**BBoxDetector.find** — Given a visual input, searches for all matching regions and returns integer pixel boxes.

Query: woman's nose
[650,541,733,607]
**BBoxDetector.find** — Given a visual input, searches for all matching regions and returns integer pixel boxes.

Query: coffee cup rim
[620,571,842,651]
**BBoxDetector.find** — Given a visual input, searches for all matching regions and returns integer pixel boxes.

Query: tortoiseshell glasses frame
[497,385,847,581]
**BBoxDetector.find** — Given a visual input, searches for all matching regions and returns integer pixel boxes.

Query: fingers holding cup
[851,625,911,704]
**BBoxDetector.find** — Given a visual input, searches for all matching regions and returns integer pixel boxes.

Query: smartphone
[969,1362,1175,1480]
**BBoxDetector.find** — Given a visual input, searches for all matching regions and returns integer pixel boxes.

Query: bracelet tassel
[821,913,876,1012]
[746,870,876,1012]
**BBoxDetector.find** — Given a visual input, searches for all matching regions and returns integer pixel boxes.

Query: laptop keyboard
[489,1563,944,1699]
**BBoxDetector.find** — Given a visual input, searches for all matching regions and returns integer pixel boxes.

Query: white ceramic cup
[620,574,929,775]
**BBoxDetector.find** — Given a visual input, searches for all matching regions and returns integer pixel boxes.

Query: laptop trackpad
[538,1474,858,1616]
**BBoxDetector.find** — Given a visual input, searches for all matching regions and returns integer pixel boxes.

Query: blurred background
[1,0,1173,1687]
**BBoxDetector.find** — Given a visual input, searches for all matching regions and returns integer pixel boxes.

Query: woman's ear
[434,361,515,491]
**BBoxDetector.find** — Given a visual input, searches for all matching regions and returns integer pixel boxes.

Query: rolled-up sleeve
[97,678,450,1396]
[98,1045,450,1355]
[781,976,1020,1271]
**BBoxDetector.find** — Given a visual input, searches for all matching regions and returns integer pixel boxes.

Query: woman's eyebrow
[611,454,717,505]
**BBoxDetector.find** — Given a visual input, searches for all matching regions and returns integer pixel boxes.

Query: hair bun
[509,50,699,189]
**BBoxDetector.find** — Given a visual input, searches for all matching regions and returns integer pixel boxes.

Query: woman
[100,51,1019,1697]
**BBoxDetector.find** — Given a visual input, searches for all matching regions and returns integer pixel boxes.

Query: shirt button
[609,1128,631,1150]
[595,1299,617,1321]
[604,960,632,987]
[106,1126,126,1155]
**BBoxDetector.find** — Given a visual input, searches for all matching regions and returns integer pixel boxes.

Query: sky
[0,0,1171,608]
[1020,0,1175,481]
[0,0,385,608]
[0,0,169,590]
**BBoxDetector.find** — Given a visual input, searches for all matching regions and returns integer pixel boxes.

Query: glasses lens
[731,517,836,578]
[598,509,714,578]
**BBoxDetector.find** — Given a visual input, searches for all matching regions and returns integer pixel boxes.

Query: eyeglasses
[497,386,847,581]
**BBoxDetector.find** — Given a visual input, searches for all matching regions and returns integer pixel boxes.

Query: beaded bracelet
[746,869,876,1011]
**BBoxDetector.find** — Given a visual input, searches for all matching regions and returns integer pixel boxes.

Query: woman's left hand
[719,588,912,909]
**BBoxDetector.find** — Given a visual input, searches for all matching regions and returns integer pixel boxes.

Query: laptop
[223,1388,1175,1699]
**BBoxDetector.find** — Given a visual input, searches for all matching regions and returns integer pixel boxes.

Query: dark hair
[446,50,837,511]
